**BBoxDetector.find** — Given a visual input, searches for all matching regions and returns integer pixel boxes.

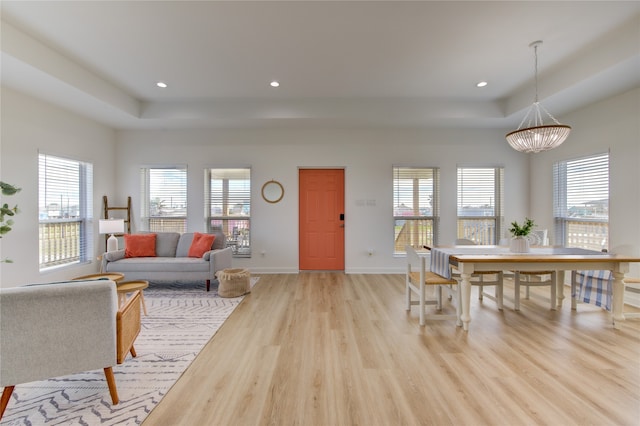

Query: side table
[117,280,149,316]
[72,272,125,283]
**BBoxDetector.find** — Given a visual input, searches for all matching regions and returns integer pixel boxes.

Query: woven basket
[218,268,251,298]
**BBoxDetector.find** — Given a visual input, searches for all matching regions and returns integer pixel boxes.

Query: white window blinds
[205,168,251,257]
[140,167,187,232]
[206,169,251,217]
[393,167,440,253]
[457,167,504,244]
[553,152,609,250]
[38,153,93,269]
[457,168,502,216]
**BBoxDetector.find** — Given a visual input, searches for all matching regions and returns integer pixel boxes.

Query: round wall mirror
[262,180,284,203]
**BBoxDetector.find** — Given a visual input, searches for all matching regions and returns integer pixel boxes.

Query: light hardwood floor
[143,273,640,426]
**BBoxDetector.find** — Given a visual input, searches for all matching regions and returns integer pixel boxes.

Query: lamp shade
[506,124,571,153]
[99,219,125,235]
[505,41,571,153]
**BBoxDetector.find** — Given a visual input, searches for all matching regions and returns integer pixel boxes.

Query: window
[205,168,251,257]
[140,167,187,232]
[457,167,504,244]
[38,153,93,269]
[393,167,440,254]
[553,152,609,251]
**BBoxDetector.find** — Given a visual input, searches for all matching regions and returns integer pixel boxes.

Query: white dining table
[429,245,640,331]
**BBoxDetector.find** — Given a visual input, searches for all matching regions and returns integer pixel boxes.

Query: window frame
[456,166,504,245]
[204,167,252,258]
[553,152,609,251]
[140,166,188,233]
[38,153,93,270]
[392,166,440,255]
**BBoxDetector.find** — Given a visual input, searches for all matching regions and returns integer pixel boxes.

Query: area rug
[1,278,258,425]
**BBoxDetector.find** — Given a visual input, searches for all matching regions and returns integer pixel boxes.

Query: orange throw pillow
[124,234,157,258]
[188,232,216,258]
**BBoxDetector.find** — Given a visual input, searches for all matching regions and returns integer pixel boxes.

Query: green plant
[1,181,21,263]
[509,217,535,237]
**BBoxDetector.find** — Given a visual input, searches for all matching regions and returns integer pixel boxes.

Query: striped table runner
[430,248,453,279]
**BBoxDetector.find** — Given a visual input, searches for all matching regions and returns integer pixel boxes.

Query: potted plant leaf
[508,217,535,253]
[1,181,21,263]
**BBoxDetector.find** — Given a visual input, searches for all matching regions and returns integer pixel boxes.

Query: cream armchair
[0,280,123,419]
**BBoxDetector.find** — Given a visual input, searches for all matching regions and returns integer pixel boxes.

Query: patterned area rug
[1,279,256,425]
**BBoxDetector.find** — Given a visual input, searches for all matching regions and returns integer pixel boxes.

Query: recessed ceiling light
[156,81,168,88]
[476,81,488,88]
[270,81,280,88]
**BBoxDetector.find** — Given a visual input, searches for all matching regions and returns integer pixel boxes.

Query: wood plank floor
[143,273,640,426]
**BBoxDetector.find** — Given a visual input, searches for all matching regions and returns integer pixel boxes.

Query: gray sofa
[101,231,233,291]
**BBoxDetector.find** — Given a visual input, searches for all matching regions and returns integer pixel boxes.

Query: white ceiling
[1,1,639,130]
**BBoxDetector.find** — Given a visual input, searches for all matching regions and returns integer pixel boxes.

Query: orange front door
[299,169,345,270]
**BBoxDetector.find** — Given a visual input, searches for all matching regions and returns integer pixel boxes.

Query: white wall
[1,88,116,287]
[529,88,640,276]
[115,127,528,274]
[4,84,636,285]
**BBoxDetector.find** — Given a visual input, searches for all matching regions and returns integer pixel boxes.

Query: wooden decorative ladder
[103,196,132,250]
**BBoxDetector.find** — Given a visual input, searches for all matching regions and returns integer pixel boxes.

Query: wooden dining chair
[514,270,557,310]
[405,246,461,327]
[622,277,640,319]
[513,230,556,310]
[571,271,640,319]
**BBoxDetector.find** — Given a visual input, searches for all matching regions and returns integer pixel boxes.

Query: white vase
[510,237,530,253]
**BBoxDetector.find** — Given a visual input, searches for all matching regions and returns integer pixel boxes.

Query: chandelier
[506,41,571,153]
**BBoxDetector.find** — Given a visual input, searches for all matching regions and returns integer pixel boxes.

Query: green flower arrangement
[509,217,535,237]
[1,181,21,263]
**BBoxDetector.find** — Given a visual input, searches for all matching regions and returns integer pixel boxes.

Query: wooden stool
[117,280,149,315]
[72,272,125,283]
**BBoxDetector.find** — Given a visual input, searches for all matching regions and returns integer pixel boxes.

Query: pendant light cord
[533,43,539,103]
